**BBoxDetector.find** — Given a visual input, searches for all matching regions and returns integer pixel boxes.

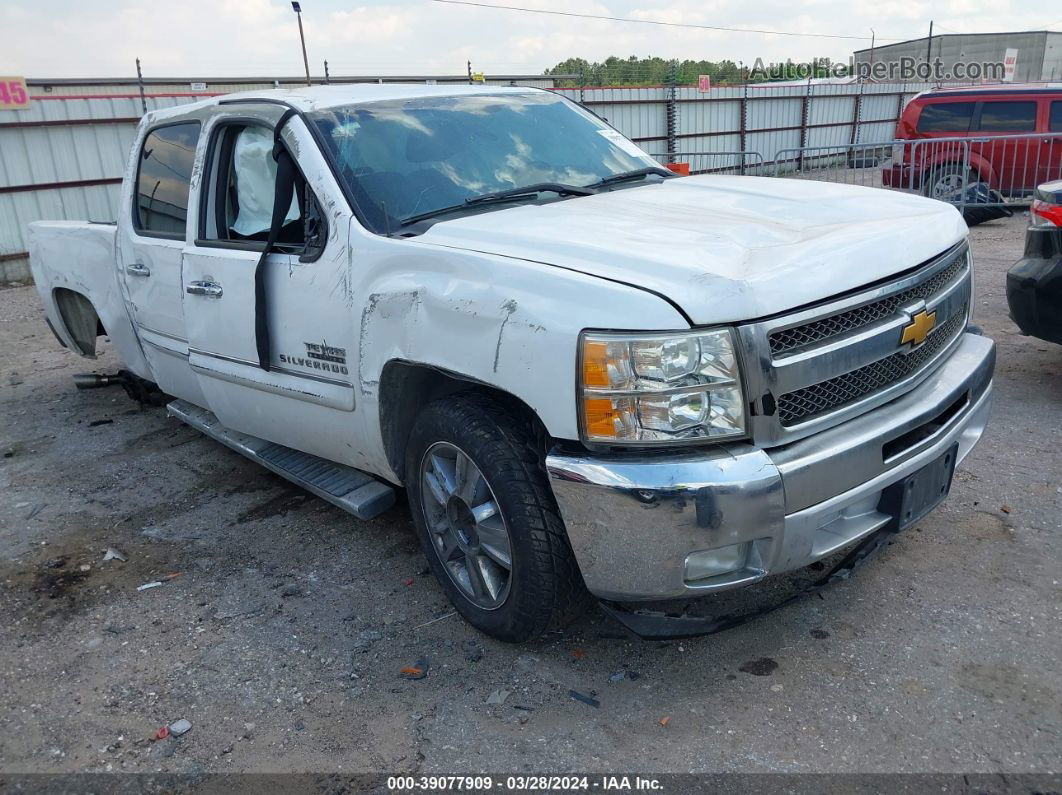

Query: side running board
[167,400,395,520]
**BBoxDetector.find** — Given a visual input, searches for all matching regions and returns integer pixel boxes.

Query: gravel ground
[0,213,1059,778]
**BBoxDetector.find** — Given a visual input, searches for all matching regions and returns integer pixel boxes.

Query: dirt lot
[0,214,1059,778]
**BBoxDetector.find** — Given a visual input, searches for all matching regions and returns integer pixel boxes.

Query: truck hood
[417,175,968,325]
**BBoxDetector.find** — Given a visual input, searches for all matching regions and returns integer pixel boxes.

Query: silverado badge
[277,341,349,375]
[900,309,937,347]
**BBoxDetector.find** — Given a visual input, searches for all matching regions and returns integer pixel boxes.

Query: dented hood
[417,175,968,325]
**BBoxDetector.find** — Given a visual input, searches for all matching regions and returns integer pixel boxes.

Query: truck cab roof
[148,83,536,122]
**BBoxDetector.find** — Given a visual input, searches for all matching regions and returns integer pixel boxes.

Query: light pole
[865,28,875,82]
[292,2,311,86]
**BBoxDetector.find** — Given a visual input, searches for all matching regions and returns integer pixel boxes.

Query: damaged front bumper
[545,332,995,602]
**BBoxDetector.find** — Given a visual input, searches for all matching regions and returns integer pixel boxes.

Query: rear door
[971,99,1039,195]
[118,120,207,404]
[181,106,363,466]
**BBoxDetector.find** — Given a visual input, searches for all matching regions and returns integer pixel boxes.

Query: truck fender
[351,245,687,482]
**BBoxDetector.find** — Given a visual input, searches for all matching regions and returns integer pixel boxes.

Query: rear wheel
[923,163,976,200]
[405,393,589,642]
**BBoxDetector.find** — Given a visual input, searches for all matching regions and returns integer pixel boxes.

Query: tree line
[544,56,849,86]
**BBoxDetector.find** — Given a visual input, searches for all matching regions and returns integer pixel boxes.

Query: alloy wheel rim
[419,441,513,610]
[932,173,965,199]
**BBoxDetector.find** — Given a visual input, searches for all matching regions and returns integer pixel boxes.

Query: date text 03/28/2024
[386,775,664,791]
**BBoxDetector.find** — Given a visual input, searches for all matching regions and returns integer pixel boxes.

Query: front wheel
[405,393,589,642]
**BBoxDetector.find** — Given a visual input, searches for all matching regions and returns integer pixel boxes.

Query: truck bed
[28,221,150,376]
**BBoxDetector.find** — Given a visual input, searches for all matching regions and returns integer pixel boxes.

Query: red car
[882,84,1062,200]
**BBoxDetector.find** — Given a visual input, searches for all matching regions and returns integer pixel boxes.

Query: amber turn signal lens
[582,341,611,388]
[583,396,620,438]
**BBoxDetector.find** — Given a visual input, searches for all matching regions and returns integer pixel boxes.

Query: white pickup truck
[30,85,994,641]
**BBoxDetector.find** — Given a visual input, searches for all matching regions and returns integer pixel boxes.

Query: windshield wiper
[399,182,595,228]
[590,166,676,189]
[467,181,596,204]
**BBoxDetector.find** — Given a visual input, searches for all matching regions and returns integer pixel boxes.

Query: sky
[3,0,1059,79]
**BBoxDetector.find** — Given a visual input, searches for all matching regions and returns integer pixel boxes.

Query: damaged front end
[546,327,995,639]
[598,524,900,640]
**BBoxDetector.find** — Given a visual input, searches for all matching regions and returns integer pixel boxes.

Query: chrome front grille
[768,254,968,356]
[736,241,972,447]
[777,306,967,426]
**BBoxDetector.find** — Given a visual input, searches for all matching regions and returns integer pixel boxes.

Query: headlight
[579,328,746,444]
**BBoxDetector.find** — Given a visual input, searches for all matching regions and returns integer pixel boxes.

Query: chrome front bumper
[545,332,995,601]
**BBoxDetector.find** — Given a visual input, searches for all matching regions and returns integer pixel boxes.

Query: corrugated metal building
[854,30,1062,83]
[0,73,561,282]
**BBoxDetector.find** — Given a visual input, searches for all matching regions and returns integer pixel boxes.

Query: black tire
[405,392,590,642]
[922,163,976,200]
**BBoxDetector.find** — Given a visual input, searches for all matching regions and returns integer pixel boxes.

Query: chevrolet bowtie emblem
[900,309,937,347]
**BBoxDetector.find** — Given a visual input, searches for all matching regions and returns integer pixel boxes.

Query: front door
[118,120,207,404]
[182,107,363,467]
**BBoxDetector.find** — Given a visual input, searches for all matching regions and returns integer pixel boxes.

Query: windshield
[310,91,661,233]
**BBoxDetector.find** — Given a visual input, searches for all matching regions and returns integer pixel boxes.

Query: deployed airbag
[231,127,300,236]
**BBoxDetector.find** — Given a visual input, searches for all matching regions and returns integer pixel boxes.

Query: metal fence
[2,76,1054,283]
[560,80,1061,209]
[0,93,203,282]
[669,151,767,176]
[767,132,1062,209]
[0,72,570,283]
[552,81,936,164]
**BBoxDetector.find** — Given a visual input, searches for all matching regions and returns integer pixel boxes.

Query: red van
[882,84,1062,200]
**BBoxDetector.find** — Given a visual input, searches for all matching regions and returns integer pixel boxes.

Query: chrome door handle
[186,280,223,298]
[125,263,150,277]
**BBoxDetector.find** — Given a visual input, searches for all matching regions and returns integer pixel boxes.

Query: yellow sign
[900,309,937,347]
[471,72,485,83]
[0,77,30,110]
